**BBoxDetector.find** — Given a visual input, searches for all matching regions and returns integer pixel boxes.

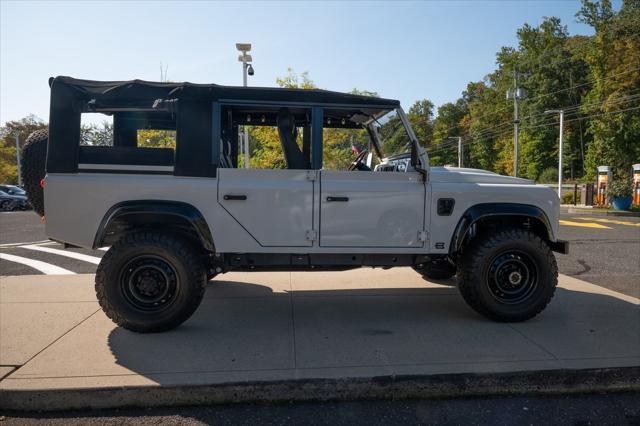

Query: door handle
[223,194,247,201]
[326,196,349,202]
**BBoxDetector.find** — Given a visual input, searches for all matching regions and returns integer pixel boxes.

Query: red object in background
[39,178,45,189]
[351,144,359,155]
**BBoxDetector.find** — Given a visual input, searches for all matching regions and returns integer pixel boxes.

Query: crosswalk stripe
[21,244,102,265]
[0,253,75,275]
[559,220,612,229]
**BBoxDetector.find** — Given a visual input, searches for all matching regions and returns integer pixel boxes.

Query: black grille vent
[437,198,455,216]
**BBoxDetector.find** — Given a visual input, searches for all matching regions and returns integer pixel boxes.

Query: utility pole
[545,109,565,199]
[446,136,463,168]
[15,134,22,186]
[506,71,526,177]
[236,43,254,168]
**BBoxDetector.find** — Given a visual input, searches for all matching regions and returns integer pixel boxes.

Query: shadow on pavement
[106,280,639,387]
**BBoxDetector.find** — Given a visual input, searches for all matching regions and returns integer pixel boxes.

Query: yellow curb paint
[573,217,640,227]
[560,220,612,229]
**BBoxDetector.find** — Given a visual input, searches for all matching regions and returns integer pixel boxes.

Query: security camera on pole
[236,43,254,168]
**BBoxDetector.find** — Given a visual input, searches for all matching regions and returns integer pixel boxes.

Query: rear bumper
[549,239,569,254]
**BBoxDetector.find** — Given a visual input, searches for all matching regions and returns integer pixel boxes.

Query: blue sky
[0,0,614,125]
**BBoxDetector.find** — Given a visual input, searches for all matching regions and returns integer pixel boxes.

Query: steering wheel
[348,150,370,171]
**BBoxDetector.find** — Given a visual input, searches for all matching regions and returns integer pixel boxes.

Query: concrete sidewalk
[1,268,639,411]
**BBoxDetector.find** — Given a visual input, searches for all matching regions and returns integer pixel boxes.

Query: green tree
[0,115,47,184]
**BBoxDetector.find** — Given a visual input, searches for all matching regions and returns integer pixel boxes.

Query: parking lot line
[573,217,640,227]
[21,245,102,265]
[559,220,612,229]
[0,240,51,249]
[0,253,75,275]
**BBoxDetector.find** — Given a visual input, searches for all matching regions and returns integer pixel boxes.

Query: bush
[561,192,576,204]
[538,167,558,184]
[608,176,632,199]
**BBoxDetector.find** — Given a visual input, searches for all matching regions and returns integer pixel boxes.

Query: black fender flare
[93,200,215,252]
[449,203,556,254]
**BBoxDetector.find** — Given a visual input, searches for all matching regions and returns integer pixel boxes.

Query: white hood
[429,167,534,185]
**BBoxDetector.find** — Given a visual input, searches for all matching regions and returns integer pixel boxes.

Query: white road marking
[0,240,51,248]
[0,253,75,275]
[21,244,102,265]
[98,247,109,251]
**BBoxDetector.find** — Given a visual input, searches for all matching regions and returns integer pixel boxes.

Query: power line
[433,65,640,138]
[427,103,640,157]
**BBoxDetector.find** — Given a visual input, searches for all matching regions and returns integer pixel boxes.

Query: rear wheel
[95,231,207,333]
[20,129,48,216]
[457,228,557,322]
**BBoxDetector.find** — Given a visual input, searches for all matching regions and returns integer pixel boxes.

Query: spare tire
[20,129,48,216]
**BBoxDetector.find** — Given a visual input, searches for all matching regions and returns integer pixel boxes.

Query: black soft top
[49,76,400,107]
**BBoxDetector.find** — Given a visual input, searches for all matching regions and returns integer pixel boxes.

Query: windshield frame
[365,107,428,169]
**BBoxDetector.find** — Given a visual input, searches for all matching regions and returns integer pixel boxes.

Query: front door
[218,168,314,247]
[319,171,426,247]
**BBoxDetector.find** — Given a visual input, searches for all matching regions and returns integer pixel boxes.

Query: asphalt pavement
[3,392,639,425]
[1,210,638,297]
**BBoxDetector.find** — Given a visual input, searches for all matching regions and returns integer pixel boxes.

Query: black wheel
[95,231,207,333]
[1,200,15,211]
[414,258,457,280]
[20,129,48,216]
[457,228,557,322]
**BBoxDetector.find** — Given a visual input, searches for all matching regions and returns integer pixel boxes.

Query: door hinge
[417,230,428,242]
[305,170,317,181]
[305,230,317,241]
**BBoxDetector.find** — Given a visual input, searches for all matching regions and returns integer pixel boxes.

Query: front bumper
[549,239,569,254]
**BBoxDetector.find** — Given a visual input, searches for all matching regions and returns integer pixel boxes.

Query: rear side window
[77,111,176,174]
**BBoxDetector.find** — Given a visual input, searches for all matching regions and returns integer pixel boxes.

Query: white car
[22,76,568,332]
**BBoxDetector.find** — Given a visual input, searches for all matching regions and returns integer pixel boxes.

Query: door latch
[417,230,428,242]
[305,170,317,181]
[305,230,317,241]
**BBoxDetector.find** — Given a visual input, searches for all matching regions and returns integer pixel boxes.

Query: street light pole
[236,43,254,168]
[507,71,526,177]
[15,134,22,186]
[545,109,565,199]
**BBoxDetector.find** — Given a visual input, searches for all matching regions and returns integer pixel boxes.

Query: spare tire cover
[20,129,48,216]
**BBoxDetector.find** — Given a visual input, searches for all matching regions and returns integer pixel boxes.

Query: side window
[322,109,371,171]
[80,114,113,146]
[220,105,312,170]
[78,110,176,172]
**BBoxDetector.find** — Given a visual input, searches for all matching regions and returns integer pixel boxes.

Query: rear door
[319,171,426,247]
[218,168,314,247]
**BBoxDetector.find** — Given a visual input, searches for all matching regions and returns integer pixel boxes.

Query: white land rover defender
[21,77,568,333]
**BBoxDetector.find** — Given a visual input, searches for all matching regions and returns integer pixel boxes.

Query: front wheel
[457,229,557,322]
[95,231,207,333]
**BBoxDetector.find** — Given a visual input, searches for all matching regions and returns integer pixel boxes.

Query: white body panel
[217,169,313,247]
[319,171,426,247]
[44,166,559,255]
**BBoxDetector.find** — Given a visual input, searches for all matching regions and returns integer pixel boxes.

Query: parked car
[21,76,568,333]
[0,185,30,211]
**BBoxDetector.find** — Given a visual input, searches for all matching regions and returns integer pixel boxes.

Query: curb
[563,207,640,217]
[2,367,639,412]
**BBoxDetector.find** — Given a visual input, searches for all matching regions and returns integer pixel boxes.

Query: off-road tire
[415,259,457,280]
[95,231,207,333]
[457,228,557,322]
[20,129,48,216]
